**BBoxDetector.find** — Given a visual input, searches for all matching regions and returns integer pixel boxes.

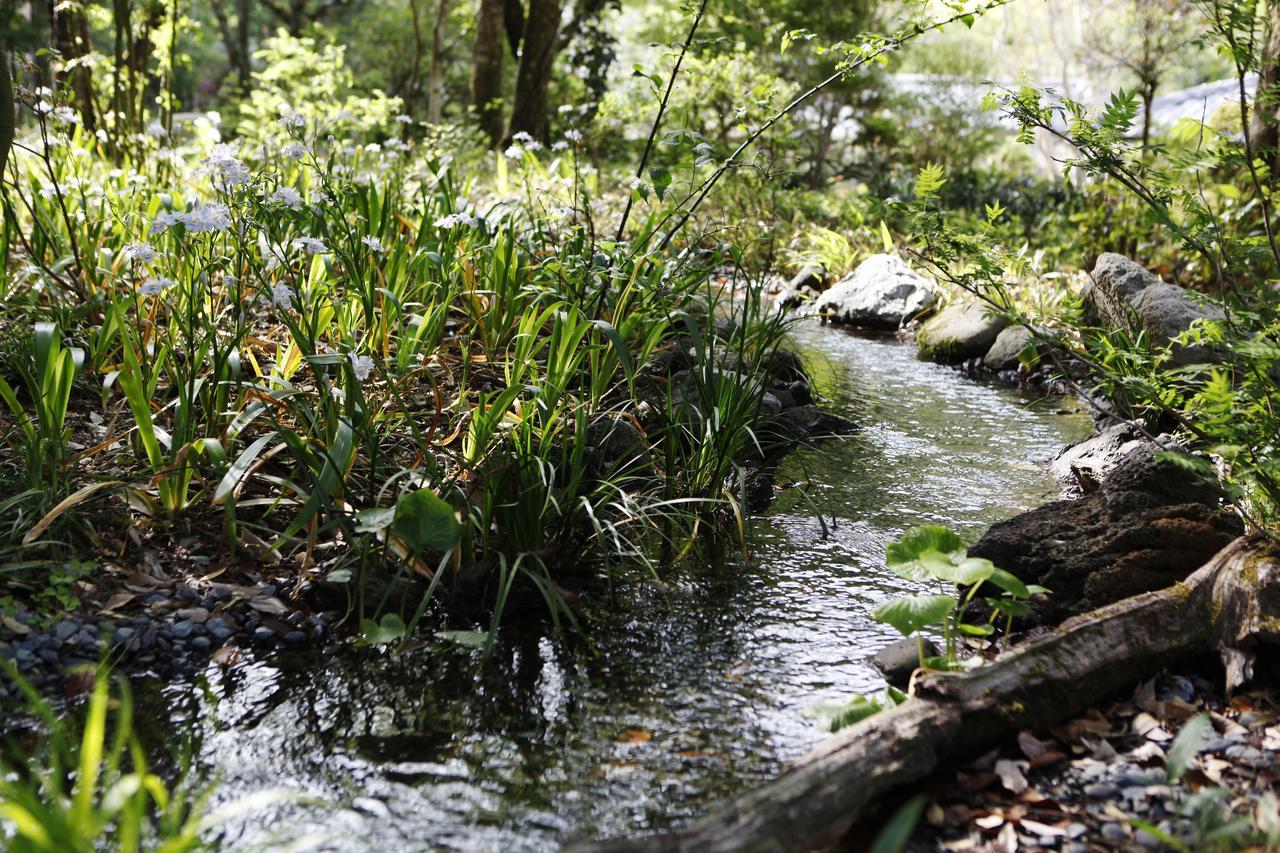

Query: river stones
[969,438,1242,623]
[872,636,941,688]
[814,254,937,330]
[916,300,1008,364]
[1083,254,1225,365]
[776,264,826,310]
[1050,420,1157,498]
[983,325,1040,372]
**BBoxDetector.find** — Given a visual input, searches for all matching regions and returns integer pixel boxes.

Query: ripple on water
[145,321,1092,851]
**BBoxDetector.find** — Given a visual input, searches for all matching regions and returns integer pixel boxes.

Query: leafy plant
[873,525,1043,669]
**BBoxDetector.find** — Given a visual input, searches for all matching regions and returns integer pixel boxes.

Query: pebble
[1084,783,1119,799]
[170,620,195,640]
[253,626,275,644]
[1100,823,1128,843]
[1224,745,1271,767]
[190,636,211,652]
[52,620,79,642]
[284,631,308,648]
[207,619,234,643]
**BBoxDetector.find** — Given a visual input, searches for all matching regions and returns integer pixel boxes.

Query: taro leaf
[957,622,995,636]
[986,598,1032,619]
[872,593,955,637]
[1166,713,1210,783]
[886,526,966,580]
[355,506,396,534]
[361,613,407,645]
[921,553,996,585]
[392,488,460,554]
[987,567,1030,598]
[824,687,910,733]
[436,630,487,649]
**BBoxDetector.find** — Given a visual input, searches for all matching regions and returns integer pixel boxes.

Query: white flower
[434,213,477,229]
[183,202,232,233]
[282,143,308,160]
[564,129,582,144]
[280,112,307,129]
[122,242,160,263]
[313,190,331,204]
[511,131,535,146]
[361,235,385,253]
[291,236,328,254]
[138,277,177,296]
[32,101,54,116]
[395,114,413,124]
[201,144,250,188]
[53,106,79,124]
[552,141,568,152]
[364,142,382,154]
[224,274,239,286]
[349,353,374,381]
[269,186,303,210]
[149,210,184,235]
[146,121,167,137]
[271,283,294,309]
[504,144,525,159]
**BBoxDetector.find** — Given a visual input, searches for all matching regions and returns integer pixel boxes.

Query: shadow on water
[138,321,1093,851]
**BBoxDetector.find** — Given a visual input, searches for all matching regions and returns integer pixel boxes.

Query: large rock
[970,440,1242,623]
[983,325,1039,372]
[1049,420,1154,497]
[915,301,1008,364]
[1083,254,1226,364]
[775,265,825,310]
[814,254,936,330]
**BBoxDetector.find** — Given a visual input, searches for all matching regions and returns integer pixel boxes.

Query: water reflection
[148,323,1092,851]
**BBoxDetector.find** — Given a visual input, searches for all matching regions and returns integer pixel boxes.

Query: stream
[141,321,1093,851]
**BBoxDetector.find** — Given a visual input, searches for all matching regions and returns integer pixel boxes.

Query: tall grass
[0,83,800,645]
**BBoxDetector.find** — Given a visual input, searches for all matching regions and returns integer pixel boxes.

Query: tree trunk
[1140,83,1154,154]
[503,0,525,56]
[427,0,451,123]
[505,0,559,143]
[0,47,13,180]
[1253,0,1280,172]
[567,537,1280,853]
[471,0,505,146]
[51,0,97,131]
[211,0,253,93]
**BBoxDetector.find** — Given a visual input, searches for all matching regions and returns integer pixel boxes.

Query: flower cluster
[150,202,233,235]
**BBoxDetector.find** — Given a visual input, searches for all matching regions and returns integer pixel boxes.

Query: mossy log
[567,536,1280,853]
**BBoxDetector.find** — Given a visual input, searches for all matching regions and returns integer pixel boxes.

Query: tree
[49,0,97,130]
[210,0,254,93]
[472,0,506,144]
[1091,0,1198,152]
[506,0,560,142]
[1252,0,1280,172]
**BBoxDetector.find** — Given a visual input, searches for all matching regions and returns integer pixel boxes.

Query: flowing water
[143,322,1092,851]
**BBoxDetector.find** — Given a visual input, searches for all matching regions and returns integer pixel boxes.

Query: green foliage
[874,525,1041,668]
[0,664,282,851]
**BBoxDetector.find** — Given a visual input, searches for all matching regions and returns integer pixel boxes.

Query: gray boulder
[872,637,941,688]
[814,253,936,330]
[916,301,1008,364]
[775,265,825,310]
[1050,420,1154,497]
[1083,254,1225,365]
[984,325,1039,372]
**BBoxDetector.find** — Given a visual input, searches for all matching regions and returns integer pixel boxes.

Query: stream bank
[113,320,1090,851]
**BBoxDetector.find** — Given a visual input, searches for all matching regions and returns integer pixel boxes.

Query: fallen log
[567,536,1280,853]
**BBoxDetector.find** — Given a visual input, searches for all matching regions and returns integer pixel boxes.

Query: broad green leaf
[957,622,995,637]
[436,630,487,649]
[872,593,955,637]
[869,794,928,853]
[393,488,461,554]
[886,526,965,580]
[986,567,1030,598]
[361,613,406,645]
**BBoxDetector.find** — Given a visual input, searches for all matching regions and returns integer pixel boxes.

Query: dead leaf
[1086,737,1118,761]
[100,592,135,613]
[247,596,288,615]
[995,821,1018,853]
[1134,677,1159,713]
[1128,741,1167,765]
[975,813,1005,830]
[995,759,1029,795]
[2,615,30,635]
[1018,730,1051,759]
[1028,750,1069,770]
[1020,818,1068,837]
[176,606,209,623]
[1133,712,1172,741]
[618,728,651,744]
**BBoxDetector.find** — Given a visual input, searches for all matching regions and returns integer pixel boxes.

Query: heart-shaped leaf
[987,567,1030,598]
[872,593,955,637]
[886,526,966,580]
[393,489,460,554]
[361,613,406,645]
